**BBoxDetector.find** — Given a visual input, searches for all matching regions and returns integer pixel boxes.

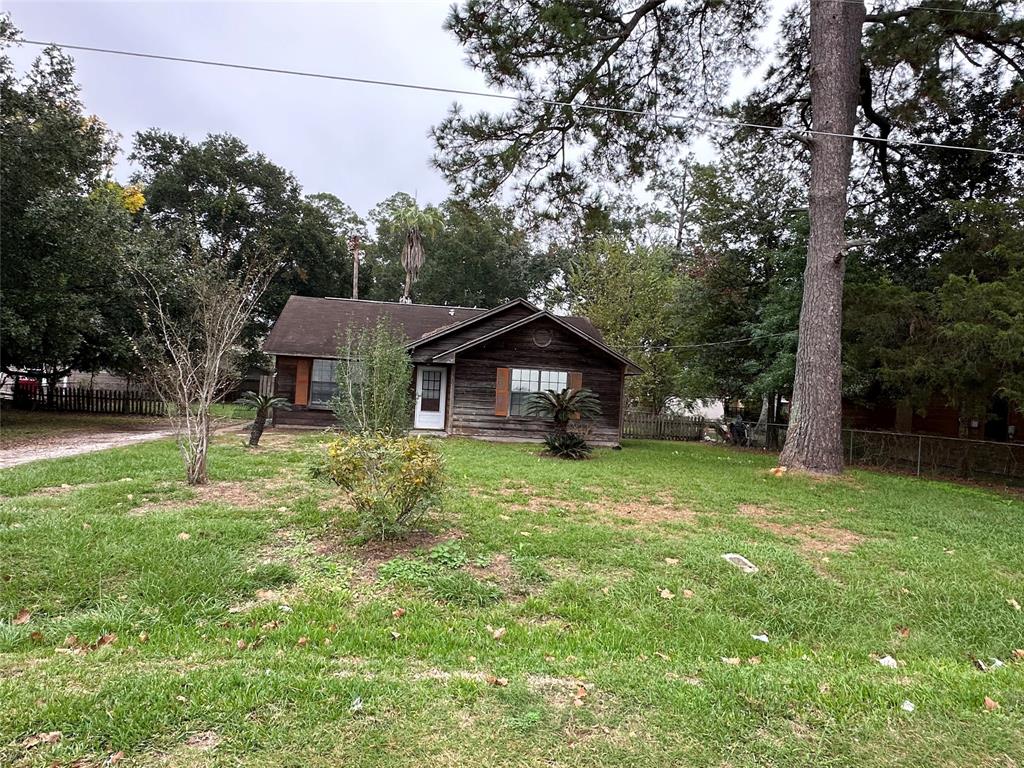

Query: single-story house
[262,296,641,445]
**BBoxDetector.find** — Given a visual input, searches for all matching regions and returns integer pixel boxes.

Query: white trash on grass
[722,553,759,574]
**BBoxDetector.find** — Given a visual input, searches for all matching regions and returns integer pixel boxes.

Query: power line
[624,330,795,351]
[825,0,1013,18]
[19,38,1024,159]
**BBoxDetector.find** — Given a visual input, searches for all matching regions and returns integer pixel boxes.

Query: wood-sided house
[262,297,641,445]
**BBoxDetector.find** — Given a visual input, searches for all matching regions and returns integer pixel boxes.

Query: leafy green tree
[566,238,686,412]
[366,195,557,307]
[0,23,139,389]
[130,131,356,361]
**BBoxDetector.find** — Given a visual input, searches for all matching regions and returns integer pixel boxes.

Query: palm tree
[395,204,443,302]
[235,391,291,447]
[525,387,601,436]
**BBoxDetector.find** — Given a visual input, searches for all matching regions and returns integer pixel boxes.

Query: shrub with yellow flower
[323,433,444,541]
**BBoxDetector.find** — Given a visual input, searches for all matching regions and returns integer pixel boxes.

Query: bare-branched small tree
[129,236,278,485]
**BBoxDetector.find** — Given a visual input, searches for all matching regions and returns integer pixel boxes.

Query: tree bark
[249,413,266,447]
[186,410,210,485]
[779,0,865,474]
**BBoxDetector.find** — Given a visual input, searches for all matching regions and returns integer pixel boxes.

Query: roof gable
[406,298,539,353]
[432,310,642,373]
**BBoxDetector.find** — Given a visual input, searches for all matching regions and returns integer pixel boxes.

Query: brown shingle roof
[263,296,604,357]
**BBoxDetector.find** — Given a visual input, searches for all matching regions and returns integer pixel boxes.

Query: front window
[510,368,568,416]
[309,358,338,408]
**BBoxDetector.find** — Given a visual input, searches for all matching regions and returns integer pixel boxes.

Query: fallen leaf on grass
[721,657,741,665]
[30,630,43,642]
[654,651,671,661]
[486,625,507,641]
[296,636,309,647]
[1008,598,1021,612]
[22,731,62,748]
[769,466,788,476]
[392,607,406,619]
[1013,649,1024,660]
[897,626,910,638]
[485,675,509,687]
[261,621,281,631]
[984,696,1000,711]
[664,558,679,566]
[236,639,248,651]
[659,588,675,600]
[13,609,31,625]
[682,589,695,598]
[107,750,125,765]
[572,685,588,707]
[177,532,191,541]
[138,632,149,644]
[390,630,401,640]
[93,633,117,649]
[747,656,761,665]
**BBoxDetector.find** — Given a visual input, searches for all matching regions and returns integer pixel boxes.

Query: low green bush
[542,430,593,460]
[324,433,445,540]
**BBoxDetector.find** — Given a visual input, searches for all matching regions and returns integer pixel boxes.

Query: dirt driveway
[0,427,176,469]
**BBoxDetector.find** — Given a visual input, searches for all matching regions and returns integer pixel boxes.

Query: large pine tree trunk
[779,0,865,474]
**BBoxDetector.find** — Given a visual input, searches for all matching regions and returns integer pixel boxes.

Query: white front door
[414,366,447,430]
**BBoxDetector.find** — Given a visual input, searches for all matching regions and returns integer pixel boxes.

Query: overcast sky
[6,1,781,218]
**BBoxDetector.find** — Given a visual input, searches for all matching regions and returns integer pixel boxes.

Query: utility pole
[348,235,361,299]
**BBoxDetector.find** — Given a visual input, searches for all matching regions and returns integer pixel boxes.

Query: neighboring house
[262,296,642,445]
[844,395,1023,443]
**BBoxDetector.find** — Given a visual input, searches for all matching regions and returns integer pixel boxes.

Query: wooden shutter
[495,367,511,416]
[568,371,583,419]
[294,358,312,407]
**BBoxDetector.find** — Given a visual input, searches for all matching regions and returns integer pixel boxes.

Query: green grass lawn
[1,433,1022,766]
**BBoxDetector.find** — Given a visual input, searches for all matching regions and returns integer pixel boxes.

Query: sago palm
[525,387,601,436]
[236,391,291,447]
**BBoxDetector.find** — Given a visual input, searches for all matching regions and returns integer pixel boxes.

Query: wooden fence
[10,383,166,417]
[623,413,705,441]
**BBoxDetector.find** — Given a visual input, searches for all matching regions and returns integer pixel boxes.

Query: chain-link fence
[625,413,1024,484]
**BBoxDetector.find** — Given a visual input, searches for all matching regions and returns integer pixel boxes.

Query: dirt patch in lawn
[597,496,696,526]
[527,674,594,710]
[129,480,277,515]
[466,553,517,586]
[184,731,222,750]
[738,504,865,554]
[495,489,696,528]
